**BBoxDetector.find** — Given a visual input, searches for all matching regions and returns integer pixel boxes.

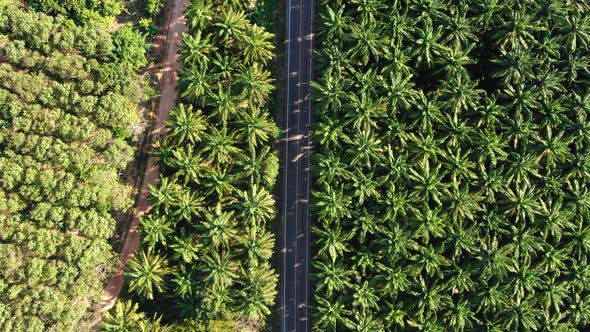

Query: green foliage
[118,0,278,328]
[111,25,149,70]
[0,3,144,330]
[313,0,590,330]
[27,0,123,25]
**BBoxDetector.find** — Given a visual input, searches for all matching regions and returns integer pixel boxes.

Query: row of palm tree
[114,0,279,329]
[312,0,590,331]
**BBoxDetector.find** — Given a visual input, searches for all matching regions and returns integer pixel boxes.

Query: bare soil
[89,0,189,328]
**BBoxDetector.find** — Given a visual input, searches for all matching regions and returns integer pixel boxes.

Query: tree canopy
[312,0,590,330]
[0,2,145,330]
[118,0,279,329]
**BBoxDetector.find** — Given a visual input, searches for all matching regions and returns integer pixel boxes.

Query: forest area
[0,0,162,330]
[5,0,590,331]
[102,0,280,331]
[312,0,590,330]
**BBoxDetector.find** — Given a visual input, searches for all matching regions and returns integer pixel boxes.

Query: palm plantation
[312,0,590,330]
[119,0,278,330]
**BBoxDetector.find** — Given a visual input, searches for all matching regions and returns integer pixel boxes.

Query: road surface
[93,0,188,323]
[280,0,314,330]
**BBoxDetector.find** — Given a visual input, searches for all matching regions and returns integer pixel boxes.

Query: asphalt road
[280,0,314,330]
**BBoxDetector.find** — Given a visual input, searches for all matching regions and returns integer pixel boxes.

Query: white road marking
[305,0,314,329]
[282,0,291,330]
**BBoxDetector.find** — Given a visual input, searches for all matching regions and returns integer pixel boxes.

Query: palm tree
[171,189,204,222]
[351,208,384,243]
[407,159,447,206]
[444,300,479,330]
[445,220,479,258]
[234,107,278,149]
[348,308,384,332]
[475,128,509,166]
[381,45,413,77]
[318,5,349,40]
[212,8,248,45]
[375,223,418,260]
[180,31,217,68]
[345,129,384,167]
[170,230,200,263]
[436,42,475,78]
[410,277,451,323]
[500,182,541,223]
[492,10,541,50]
[314,259,354,297]
[444,147,476,183]
[140,213,173,249]
[211,53,235,81]
[238,24,274,65]
[186,1,212,30]
[201,284,233,318]
[313,117,349,150]
[373,265,410,297]
[235,185,275,226]
[237,64,274,106]
[409,90,445,131]
[202,126,240,164]
[411,18,446,68]
[533,127,573,168]
[350,67,381,96]
[206,84,240,126]
[102,300,146,332]
[168,145,205,185]
[148,177,181,214]
[202,250,239,289]
[237,146,274,185]
[439,74,484,113]
[238,227,274,267]
[313,296,352,331]
[202,166,237,203]
[347,22,383,65]
[498,297,543,330]
[171,265,197,299]
[445,182,482,222]
[350,168,381,204]
[380,183,412,221]
[197,204,237,249]
[127,248,170,300]
[313,184,352,222]
[350,0,386,24]
[179,66,211,103]
[409,205,447,242]
[381,72,417,113]
[352,280,379,310]
[315,151,352,186]
[314,225,353,262]
[441,6,477,46]
[237,263,278,321]
[345,92,386,131]
[166,104,208,145]
[312,73,352,112]
[410,244,451,277]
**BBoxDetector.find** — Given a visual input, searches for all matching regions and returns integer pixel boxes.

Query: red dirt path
[92,0,189,324]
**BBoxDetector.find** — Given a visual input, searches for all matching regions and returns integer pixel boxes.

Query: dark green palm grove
[120,0,279,329]
[312,0,590,330]
[0,1,146,331]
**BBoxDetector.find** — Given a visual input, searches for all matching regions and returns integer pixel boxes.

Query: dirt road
[95,0,189,320]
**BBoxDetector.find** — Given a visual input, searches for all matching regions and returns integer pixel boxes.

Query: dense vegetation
[0,2,145,331]
[117,0,279,330]
[312,0,590,330]
[27,0,123,25]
